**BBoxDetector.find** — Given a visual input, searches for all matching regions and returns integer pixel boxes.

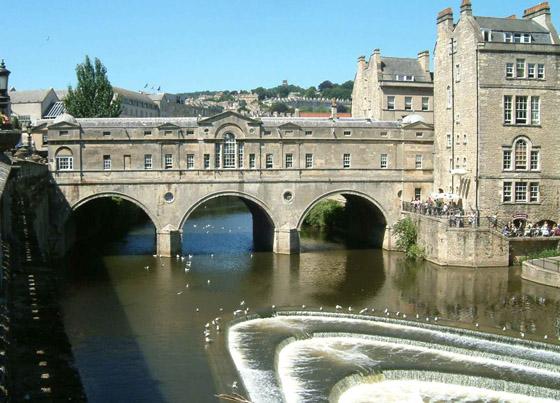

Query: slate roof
[113,87,157,105]
[475,16,553,44]
[44,101,66,119]
[380,57,432,82]
[9,88,56,104]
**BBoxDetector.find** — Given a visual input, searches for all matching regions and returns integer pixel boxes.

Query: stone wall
[405,212,509,267]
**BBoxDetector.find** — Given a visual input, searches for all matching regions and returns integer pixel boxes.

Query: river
[58,199,560,402]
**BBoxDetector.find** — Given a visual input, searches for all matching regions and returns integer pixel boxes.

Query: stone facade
[352,49,434,124]
[42,111,434,256]
[433,1,560,225]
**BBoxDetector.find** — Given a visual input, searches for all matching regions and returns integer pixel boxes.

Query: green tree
[392,216,425,259]
[269,102,293,114]
[64,56,122,118]
[303,86,317,98]
[318,80,334,91]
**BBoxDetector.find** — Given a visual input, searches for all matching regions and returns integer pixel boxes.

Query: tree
[318,80,334,91]
[303,86,317,98]
[64,56,122,118]
[269,102,293,114]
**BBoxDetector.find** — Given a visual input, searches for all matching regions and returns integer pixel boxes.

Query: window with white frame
[528,63,536,79]
[203,154,210,169]
[404,97,412,111]
[530,182,540,202]
[415,188,421,200]
[446,86,452,109]
[421,97,429,111]
[531,96,540,124]
[506,62,514,78]
[186,154,194,169]
[103,155,111,170]
[387,96,395,110]
[285,153,293,168]
[446,133,452,148]
[515,182,527,202]
[530,150,540,170]
[415,154,423,169]
[223,133,236,168]
[144,154,153,170]
[249,154,256,169]
[214,144,221,168]
[514,139,527,169]
[164,154,173,169]
[343,130,351,136]
[56,156,73,170]
[503,150,512,170]
[265,154,273,169]
[237,142,244,168]
[305,153,313,168]
[504,32,513,43]
[504,95,512,124]
[503,182,512,202]
[537,64,545,79]
[343,153,351,169]
[515,96,528,124]
[463,134,467,144]
[380,154,388,168]
[516,59,525,78]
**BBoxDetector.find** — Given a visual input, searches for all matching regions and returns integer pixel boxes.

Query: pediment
[402,121,433,130]
[157,122,181,130]
[47,121,80,130]
[278,122,302,130]
[198,111,260,126]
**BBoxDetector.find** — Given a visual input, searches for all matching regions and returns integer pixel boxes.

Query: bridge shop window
[343,153,351,169]
[249,154,256,169]
[144,154,153,170]
[203,154,210,169]
[503,137,539,172]
[380,154,388,169]
[305,153,313,168]
[415,154,423,169]
[103,131,111,136]
[285,153,293,168]
[143,130,152,136]
[265,154,273,169]
[215,133,244,169]
[103,155,111,171]
[186,154,195,169]
[421,97,429,111]
[387,96,395,110]
[55,147,73,171]
[164,154,173,169]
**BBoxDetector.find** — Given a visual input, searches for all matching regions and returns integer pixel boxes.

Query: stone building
[9,88,60,124]
[351,49,434,124]
[433,0,560,224]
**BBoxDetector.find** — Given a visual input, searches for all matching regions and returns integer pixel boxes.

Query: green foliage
[320,81,353,100]
[64,55,122,118]
[303,200,345,229]
[519,248,559,262]
[393,216,425,259]
[10,115,21,129]
[269,102,294,114]
[303,86,317,98]
[318,80,334,91]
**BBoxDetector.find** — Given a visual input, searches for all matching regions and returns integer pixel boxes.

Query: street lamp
[0,59,11,116]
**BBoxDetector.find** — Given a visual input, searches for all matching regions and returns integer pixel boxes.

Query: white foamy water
[338,381,559,403]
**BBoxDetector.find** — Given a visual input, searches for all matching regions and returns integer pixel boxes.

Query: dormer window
[482,30,492,41]
[504,32,513,43]
[396,75,415,81]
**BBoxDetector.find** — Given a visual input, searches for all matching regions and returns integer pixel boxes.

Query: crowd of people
[501,220,560,238]
[405,197,558,236]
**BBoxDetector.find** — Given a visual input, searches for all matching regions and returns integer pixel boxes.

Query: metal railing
[526,257,560,273]
[401,201,481,227]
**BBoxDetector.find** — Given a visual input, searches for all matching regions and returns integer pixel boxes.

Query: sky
[3,0,559,93]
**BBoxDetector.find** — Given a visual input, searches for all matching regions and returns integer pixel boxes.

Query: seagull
[434,316,438,321]
[544,335,548,339]
[211,254,214,258]
[195,308,200,312]
[402,314,407,319]
[232,381,238,390]
[250,254,254,258]
[348,306,352,312]
[205,336,212,343]
[502,326,507,331]
[185,284,189,288]
[271,305,276,310]
[319,306,323,311]
[416,314,420,319]
[144,266,150,270]
[152,254,157,258]
[335,305,342,311]
[176,291,183,295]
[207,279,211,285]
[396,311,400,317]
[188,254,193,259]
[205,323,210,329]
[301,305,306,309]
[233,309,244,316]
[240,300,245,306]
[475,323,479,328]
[520,332,525,338]
[215,325,220,332]
[359,308,368,314]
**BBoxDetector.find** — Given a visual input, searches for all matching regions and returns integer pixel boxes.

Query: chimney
[437,7,454,28]
[417,50,430,73]
[460,0,472,16]
[357,55,366,70]
[330,99,337,119]
[371,49,381,72]
[523,2,558,42]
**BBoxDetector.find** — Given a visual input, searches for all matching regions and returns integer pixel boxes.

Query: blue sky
[4,0,559,93]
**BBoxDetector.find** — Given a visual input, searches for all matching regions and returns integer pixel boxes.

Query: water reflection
[59,201,560,402]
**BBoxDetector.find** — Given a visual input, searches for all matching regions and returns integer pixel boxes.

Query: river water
[58,199,560,402]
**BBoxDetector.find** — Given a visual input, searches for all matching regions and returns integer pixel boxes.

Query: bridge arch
[71,192,159,230]
[180,191,277,252]
[297,189,389,249]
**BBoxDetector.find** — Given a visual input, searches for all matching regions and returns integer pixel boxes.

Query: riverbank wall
[0,157,85,401]
[403,212,510,267]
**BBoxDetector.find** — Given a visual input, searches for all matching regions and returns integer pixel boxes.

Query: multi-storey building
[434,0,559,223]
[352,49,434,124]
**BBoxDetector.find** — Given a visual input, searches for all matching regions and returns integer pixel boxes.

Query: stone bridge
[42,111,434,256]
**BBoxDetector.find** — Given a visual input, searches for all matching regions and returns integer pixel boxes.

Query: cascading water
[228,312,560,403]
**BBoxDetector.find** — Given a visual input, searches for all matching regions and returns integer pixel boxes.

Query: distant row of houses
[8,87,195,124]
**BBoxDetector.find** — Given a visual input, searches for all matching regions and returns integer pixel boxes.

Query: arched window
[55,147,73,171]
[514,139,527,169]
[223,133,236,168]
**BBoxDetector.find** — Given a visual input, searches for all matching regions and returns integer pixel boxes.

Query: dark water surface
[59,202,560,402]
